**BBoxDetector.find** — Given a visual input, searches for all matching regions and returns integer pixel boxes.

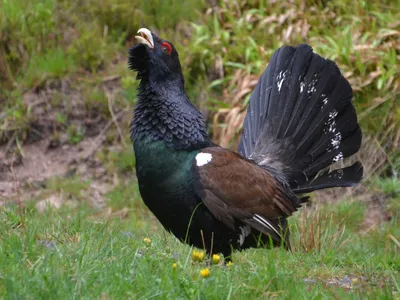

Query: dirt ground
[1,79,127,207]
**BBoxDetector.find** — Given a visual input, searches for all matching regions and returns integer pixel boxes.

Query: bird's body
[129,28,363,259]
[131,69,239,255]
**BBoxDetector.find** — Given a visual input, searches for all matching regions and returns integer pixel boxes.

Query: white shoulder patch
[195,152,212,167]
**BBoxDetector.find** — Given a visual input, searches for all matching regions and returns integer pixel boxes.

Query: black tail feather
[238,44,362,193]
[302,127,362,177]
[292,162,363,194]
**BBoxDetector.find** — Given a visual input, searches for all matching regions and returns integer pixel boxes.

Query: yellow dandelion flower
[226,261,233,267]
[143,237,151,245]
[200,268,210,278]
[197,251,204,261]
[172,263,177,269]
[191,250,205,262]
[212,254,220,264]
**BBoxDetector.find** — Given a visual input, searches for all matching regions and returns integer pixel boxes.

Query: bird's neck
[131,78,212,150]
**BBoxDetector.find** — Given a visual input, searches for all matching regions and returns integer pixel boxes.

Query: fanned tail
[238,44,363,193]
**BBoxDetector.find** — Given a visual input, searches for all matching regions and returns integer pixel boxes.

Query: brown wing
[193,147,302,242]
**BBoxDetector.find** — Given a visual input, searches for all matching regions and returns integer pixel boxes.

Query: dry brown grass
[290,207,349,254]
[191,1,399,180]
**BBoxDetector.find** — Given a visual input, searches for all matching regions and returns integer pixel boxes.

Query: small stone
[304,278,316,284]
[36,195,63,212]
[38,240,56,250]
[122,232,135,238]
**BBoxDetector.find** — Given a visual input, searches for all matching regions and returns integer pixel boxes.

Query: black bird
[129,28,362,259]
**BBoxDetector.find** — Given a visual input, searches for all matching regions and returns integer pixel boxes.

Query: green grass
[0,197,398,299]
[19,48,75,88]
[179,1,399,151]
[2,0,398,172]
[1,0,399,298]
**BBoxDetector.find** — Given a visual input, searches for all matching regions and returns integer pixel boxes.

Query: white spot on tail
[276,70,287,92]
[195,153,212,166]
[333,152,343,162]
[238,225,251,246]
[324,109,339,133]
[326,120,335,133]
[321,94,328,109]
[253,214,281,238]
[307,79,317,93]
[328,110,338,120]
[300,81,306,93]
[331,132,342,149]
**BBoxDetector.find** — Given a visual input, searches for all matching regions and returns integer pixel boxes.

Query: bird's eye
[161,42,172,56]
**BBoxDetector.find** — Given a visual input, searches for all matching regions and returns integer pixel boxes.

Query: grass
[2,0,398,171]
[1,176,399,298]
[0,194,398,299]
[19,48,75,89]
[1,0,399,298]
[181,1,399,158]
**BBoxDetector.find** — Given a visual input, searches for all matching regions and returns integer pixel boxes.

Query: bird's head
[129,28,183,85]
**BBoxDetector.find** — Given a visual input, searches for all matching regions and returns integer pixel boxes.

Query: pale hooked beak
[135,28,154,49]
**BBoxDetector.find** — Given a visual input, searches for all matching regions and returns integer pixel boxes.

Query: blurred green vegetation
[0,0,398,176]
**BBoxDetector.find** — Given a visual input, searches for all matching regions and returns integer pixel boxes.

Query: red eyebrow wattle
[161,42,172,55]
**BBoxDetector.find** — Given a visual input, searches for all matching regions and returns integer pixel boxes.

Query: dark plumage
[129,28,363,260]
